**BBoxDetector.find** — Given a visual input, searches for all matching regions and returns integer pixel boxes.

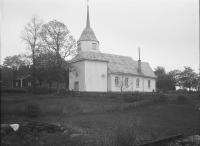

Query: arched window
[115,77,118,86]
[136,78,139,87]
[125,78,128,86]
[148,80,151,88]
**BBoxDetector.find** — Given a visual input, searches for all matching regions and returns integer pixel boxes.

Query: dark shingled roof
[77,27,99,43]
[77,5,99,43]
[70,52,156,78]
[70,52,108,62]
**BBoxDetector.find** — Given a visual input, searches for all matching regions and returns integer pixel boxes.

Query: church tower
[77,1,99,53]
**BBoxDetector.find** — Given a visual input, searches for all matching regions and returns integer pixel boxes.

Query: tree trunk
[32,50,36,93]
[56,67,61,94]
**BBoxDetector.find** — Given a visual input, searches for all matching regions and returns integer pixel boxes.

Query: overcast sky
[1,0,199,73]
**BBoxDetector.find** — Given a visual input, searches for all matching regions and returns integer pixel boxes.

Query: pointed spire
[139,47,140,60]
[86,0,90,28]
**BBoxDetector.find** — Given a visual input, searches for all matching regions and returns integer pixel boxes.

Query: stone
[10,124,19,131]
[62,130,70,136]
[1,124,14,135]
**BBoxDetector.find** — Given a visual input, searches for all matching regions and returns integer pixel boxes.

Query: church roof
[77,4,99,43]
[69,52,156,78]
[70,52,108,63]
[78,27,99,43]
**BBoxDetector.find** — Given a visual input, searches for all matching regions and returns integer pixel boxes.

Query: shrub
[34,87,49,94]
[26,86,33,92]
[25,102,41,117]
[93,118,139,146]
[3,88,28,93]
[62,101,83,115]
[177,95,187,101]
[188,90,193,94]
[122,92,144,103]
[153,93,166,103]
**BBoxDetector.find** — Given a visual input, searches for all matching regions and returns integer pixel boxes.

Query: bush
[26,86,33,92]
[114,123,138,146]
[153,93,166,103]
[188,90,193,94]
[122,92,144,103]
[25,102,41,117]
[2,88,28,93]
[34,87,49,94]
[93,118,139,146]
[177,95,187,101]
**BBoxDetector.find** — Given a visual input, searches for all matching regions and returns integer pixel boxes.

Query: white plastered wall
[85,60,107,92]
[69,61,85,91]
[109,74,133,92]
[108,74,156,92]
[132,76,144,92]
[78,41,99,53]
[143,78,156,92]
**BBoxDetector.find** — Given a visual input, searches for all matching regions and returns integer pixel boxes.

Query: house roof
[70,52,156,78]
[15,75,32,80]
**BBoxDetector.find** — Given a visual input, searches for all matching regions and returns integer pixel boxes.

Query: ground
[1,92,200,145]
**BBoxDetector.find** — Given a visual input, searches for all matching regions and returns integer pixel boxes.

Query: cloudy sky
[1,0,199,73]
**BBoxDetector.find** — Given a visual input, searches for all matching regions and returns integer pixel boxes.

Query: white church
[69,3,156,92]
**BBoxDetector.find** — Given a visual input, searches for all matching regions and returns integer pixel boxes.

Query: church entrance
[74,81,79,91]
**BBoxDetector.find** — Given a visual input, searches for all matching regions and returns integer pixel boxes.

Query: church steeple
[86,1,90,28]
[77,0,99,53]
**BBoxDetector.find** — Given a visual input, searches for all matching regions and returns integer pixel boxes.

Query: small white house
[69,3,156,92]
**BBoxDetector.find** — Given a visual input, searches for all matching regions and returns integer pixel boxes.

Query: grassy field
[1,92,200,145]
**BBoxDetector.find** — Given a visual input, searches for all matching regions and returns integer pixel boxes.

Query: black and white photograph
[1,0,199,145]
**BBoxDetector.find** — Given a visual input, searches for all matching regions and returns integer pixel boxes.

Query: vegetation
[39,20,77,94]
[21,15,43,91]
[154,66,199,92]
[1,92,199,146]
[1,15,78,94]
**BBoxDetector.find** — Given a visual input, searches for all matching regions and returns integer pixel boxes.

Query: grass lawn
[1,92,200,145]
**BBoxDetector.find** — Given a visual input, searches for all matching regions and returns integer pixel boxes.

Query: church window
[125,78,128,86]
[148,80,151,88]
[136,78,139,87]
[92,43,97,50]
[115,77,118,86]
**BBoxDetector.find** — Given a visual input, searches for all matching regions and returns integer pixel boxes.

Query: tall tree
[168,69,182,90]
[1,66,13,87]
[21,15,43,92]
[34,54,48,87]
[40,20,77,94]
[3,54,26,78]
[154,66,166,91]
[180,66,198,90]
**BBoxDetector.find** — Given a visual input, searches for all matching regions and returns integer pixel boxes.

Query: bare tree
[117,75,132,92]
[21,15,43,91]
[40,20,77,94]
